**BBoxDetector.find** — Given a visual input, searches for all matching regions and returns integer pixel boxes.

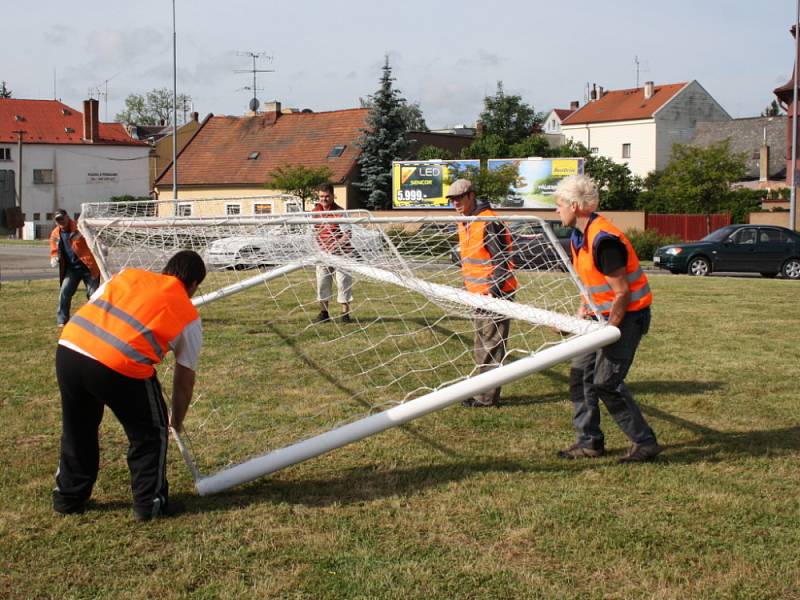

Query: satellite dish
[249,97,260,112]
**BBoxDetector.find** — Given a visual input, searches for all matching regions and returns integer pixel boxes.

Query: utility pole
[792,0,799,231]
[172,0,178,205]
[12,130,25,239]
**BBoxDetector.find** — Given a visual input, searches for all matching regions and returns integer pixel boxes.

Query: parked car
[207,225,383,269]
[653,224,800,279]
[450,220,572,271]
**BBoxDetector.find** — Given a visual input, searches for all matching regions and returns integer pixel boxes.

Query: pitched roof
[0,98,147,145]
[552,109,574,120]
[156,108,369,186]
[561,83,689,125]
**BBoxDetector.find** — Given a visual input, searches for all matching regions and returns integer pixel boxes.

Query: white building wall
[0,143,149,238]
[543,110,563,134]
[653,80,731,171]
[562,119,658,178]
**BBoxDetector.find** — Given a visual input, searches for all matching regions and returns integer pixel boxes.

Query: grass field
[1,273,799,599]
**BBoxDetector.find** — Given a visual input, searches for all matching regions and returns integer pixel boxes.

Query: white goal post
[79,196,618,495]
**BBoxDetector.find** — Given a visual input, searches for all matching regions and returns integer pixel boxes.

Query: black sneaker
[557,444,604,459]
[133,501,184,522]
[618,443,662,463]
[340,313,353,324]
[461,397,500,408]
[54,503,86,516]
[314,311,330,323]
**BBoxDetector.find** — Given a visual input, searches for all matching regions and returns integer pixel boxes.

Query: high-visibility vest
[457,208,518,296]
[571,214,652,316]
[49,220,100,280]
[60,269,199,379]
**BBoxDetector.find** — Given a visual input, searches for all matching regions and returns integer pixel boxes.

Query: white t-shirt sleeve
[168,317,203,370]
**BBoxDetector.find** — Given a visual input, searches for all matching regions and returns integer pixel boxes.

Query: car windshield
[701,227,736,242]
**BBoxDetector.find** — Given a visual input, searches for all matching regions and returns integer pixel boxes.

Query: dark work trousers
[53,345,170,517]
[568,307,657,450]
[57,264,99,326]
[473,314,510,404]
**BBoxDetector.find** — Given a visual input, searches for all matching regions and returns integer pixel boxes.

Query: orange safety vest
[457,207,518,296]
[571,214,652,316]
[49,219,101,280]
[60,269,199,379]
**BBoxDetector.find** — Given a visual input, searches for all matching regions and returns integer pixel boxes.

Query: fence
[645,213,731,241]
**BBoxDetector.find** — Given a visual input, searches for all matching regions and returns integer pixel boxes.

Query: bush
[625,228,681,259]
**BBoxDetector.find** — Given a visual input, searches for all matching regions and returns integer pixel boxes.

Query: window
[46,212,54,221]
[33,169,54,184]
[622,143,631,159]
[590,147,599,155]
[328,145,346,158]
[731,228,756,245]
[33,212,40,221]
[177,203,192,217]
[254,203,272,215]
[225,203,241,216]
[758,228,789,244]
[248,151,260,160]
[0,148,10,161]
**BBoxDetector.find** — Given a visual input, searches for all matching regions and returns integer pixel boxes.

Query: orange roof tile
[156,108,369,186]
[561,83,689,125]
[0,98,147,145]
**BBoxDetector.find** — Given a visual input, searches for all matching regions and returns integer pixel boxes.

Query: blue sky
[2,0,796,127]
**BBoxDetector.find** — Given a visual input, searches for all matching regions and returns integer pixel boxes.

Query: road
[0,243,56,281]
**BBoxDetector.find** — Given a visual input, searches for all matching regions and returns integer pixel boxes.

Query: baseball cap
[54,209,68,221]
[445,179,474,198]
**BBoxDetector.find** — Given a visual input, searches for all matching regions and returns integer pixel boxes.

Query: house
[154,102,369,214]
[542,102,579,147]
[127,113,205,189]
[405,130,474,159]
[561,81,730,177]
[690,116,786,187]
[0,98,149,238]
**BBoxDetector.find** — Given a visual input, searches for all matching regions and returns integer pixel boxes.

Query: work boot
[340,313,353,324]
[134,501,184,523]
[314,311,330,323]
[618,442,663,463]
[461,396,500,408]
[557,444,604,459]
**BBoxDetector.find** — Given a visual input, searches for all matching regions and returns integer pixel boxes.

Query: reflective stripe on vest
[571,215,652,316]
[457,208,518,296]
[60,269,198,378]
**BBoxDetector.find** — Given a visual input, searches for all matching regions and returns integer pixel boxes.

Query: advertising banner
[488,157,584,208]
[392,160,480,208]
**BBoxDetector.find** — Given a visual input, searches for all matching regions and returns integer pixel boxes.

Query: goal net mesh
[79,196,597,485]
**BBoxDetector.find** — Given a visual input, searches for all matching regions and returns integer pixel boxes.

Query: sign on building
[391,160,480,209]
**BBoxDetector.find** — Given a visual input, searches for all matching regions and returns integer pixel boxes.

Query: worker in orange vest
[554,174,661,463]
[48,209,101,327]
[53,250,206,521]
[448,179,518,408]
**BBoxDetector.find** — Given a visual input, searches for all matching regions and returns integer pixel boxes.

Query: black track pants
[53,346,170,517]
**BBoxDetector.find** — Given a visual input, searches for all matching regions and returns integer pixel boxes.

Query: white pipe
[192,261,307,307]
[193,324,619,495]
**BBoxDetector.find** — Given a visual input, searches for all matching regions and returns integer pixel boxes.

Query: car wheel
[760,272,778,278]
[687,256,711,276]
[781,258,800,280]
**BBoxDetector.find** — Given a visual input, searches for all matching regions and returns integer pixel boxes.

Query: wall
[654,81,730,172]
[150,119,201,188]
[2,143,149,238]
[562,119,657,178]
[748,210,800,230]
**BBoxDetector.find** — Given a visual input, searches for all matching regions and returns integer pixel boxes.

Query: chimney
[590,84,597,101]
[644,81,655,100]
[598,86,604,98]
[263,100,281,125]
[760,138,770,182]
[82,99,99,143]
[570,100,580,111]
[191,111,199,122]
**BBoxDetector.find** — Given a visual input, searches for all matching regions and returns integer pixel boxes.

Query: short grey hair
[554,174,599,212]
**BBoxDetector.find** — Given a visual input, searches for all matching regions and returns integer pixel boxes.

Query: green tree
[269,164,333,210]
[0,81,12,98]
[508,134,551,159]
[638,140,747,228]
[761,100,783,117]
[415,145,454,161]
[584,155,642,210]
[356,56,411,209]
[360,97,428,131]
[115,88,193,126]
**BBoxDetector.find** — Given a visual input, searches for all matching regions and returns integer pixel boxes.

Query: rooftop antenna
[91,73,119,120]
[634,56,650,88]
[234,51,274,113]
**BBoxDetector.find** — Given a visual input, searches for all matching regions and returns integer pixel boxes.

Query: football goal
[78,196,619,495]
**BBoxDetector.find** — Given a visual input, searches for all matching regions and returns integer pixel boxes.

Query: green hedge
[625,228,682,259]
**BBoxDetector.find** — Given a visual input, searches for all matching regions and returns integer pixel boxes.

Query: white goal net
[79,196,619,494]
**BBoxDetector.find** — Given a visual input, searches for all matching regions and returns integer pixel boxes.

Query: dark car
[653,224,800,279]
[450,220,572,271]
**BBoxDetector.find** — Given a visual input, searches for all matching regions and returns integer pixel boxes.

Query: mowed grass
[1,274,799,599]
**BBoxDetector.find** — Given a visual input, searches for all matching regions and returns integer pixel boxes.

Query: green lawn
[1,274,799,599]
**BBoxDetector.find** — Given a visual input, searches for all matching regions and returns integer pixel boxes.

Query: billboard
[392,160,480,209]
[488,157,584,209]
